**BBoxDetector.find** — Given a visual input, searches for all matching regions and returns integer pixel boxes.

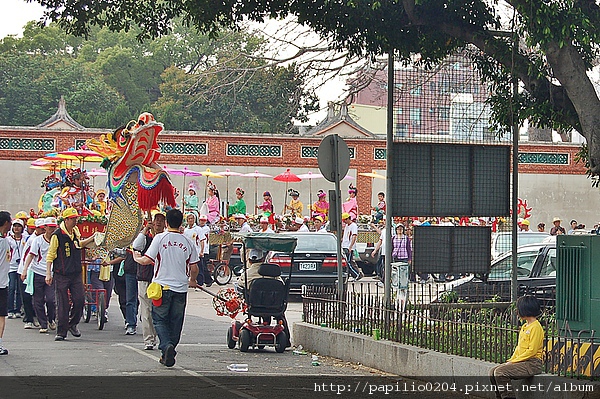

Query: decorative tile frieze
[0,137,54,151]
[518,152,569,165]
[159,142,207,155]
[374,148,386,160]
[301,145,355,159]
[227,144,281,157]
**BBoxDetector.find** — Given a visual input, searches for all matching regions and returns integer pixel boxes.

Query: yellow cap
[146,282,163,300]
[27,217,36,227]
[62,207,79,219]
[342,212,351,220]
[15,211,28,219]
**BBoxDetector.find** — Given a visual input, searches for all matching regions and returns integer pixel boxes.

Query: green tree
[30,0,600,174]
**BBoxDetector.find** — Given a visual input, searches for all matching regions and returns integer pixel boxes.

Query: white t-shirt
[144,231,200,293]
[239,222,253,233]
[0,235,11,288]
[184,225,203,254]
[7,235,25,273]
[28,234,51,276]
[298,224,309,232]
[197,224,211,255]
[342,222,358,250]
[18,233,41,275]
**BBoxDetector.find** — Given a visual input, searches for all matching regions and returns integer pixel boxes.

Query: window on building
[439,107,450,120]
[410,108,421,125]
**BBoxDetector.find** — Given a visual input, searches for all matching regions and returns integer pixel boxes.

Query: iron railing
[302,283,597,380]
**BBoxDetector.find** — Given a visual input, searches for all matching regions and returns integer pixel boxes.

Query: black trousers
[54,272,84,337]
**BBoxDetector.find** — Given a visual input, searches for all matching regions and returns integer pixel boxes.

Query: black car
[265,232,347,291]
[441,243,556,304]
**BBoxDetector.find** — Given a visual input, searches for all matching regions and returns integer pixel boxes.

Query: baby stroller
[227,232,297,353]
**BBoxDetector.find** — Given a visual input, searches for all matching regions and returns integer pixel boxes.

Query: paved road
[0,278,483,398]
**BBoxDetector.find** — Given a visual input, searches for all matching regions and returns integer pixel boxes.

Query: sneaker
[39,328,49,333]
[33,319,40,328]
[104,311,109,322]
[125,326,136,335]
[205,282,213,288]
[348,277,356,283]
[24,322,35,329]
[0,346,8,355]
[7,313,15,319]
[54,335,65,341]
[144,344,154,350]
[68,325,81,337]
[15,313,21,318]
[49,321,56,331]
[163,344,176,367]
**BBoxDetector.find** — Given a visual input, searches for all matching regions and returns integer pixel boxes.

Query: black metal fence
[302,283,597,380]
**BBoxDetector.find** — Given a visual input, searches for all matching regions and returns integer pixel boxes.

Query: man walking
[341,212,363,281]
[46,208,96,341]
[132,211,165,350]
[0,211,13,354]
[133,209,199,367]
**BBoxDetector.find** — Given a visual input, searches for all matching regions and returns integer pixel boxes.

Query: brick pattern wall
[0,126,587,212]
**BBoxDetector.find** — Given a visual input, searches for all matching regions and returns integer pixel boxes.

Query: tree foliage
[0,19,318,132]
[28,0,600,175]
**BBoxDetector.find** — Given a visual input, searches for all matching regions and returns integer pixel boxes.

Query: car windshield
[489,249,540,279]
[495,233,548,255]
[285,233,337,252]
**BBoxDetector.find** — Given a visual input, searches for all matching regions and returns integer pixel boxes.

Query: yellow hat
[342,212,351,220]
[26,218,36,227]
[15,211,28,219]
[96,189,107,196]
[521,219,530,226]
[91,210,102,216]
[146,282,163,300]
[62,207,79,219]
[314,216,324,222]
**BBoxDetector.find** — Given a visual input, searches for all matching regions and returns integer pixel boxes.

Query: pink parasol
[164,166,203,209]
[273,169,302,214]
[217,169,243,207]
[297,171,324,210]
[242,170,273,212]
[58,148,103,168]
[87,168,108,187]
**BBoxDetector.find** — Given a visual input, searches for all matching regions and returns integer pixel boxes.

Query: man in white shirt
[22,217,57,333]
[235,214,253,233]
[341,213,363,281]
[0,211,13,355]
[196,214,213,287]
[294,217,309,232]
[7,219,25,319]
[313,216,327,233]
[134,209,199,368]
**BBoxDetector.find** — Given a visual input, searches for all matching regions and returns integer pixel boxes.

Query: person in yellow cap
[313,215,327,233]
[520,219,533,233]
[94,189,108,215]
[341,212,363,281]
[26,218,36,236]
[45,207,97,341]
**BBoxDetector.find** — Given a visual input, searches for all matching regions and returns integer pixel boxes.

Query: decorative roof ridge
[37,96,85,130]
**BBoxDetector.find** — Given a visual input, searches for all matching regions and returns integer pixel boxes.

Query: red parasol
[58,148,103,168]
[273,169,302,214]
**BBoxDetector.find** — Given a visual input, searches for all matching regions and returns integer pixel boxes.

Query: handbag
[99,264,111,281]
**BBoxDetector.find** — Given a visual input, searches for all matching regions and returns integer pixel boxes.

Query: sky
[0,0,46,38]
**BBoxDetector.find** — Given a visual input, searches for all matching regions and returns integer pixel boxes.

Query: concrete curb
[293,322,600,399]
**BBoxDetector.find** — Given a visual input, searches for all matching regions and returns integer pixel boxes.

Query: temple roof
[37,96,85,130]
[307,102,375,138]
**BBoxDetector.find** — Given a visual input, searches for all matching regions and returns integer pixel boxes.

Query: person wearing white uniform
[196,214,213,287]
[134,209,199,368]
[22,217,57,333]
[0,211,14,355]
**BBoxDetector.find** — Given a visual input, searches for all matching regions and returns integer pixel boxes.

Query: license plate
[299,262,317,271]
